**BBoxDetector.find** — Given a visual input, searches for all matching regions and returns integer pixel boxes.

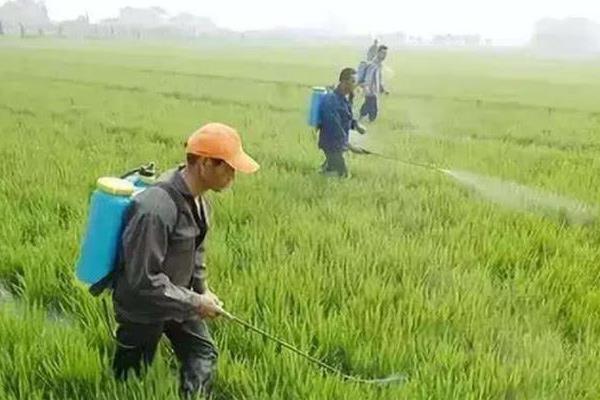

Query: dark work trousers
[320,151,348,177]
[113,319,218,399]
[360,95,379,122]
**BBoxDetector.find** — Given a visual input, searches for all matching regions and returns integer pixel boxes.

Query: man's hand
[356,123,367,135]
[204,289,223,308]
[196,293,224,319]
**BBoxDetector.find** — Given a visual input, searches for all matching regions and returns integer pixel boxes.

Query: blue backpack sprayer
[308,86,329,128]
[76,162,158,289]
[307,58,369,129]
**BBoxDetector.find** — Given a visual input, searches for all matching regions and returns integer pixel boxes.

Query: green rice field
[1,37,600,399]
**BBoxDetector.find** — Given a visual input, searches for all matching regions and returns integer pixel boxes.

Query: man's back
[318,91,353,152]
[113,170,208,324]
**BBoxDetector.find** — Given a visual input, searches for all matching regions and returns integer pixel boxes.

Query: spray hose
[118,162,157,180]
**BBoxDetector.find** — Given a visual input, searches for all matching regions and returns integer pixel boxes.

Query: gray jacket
[113,169,209,324]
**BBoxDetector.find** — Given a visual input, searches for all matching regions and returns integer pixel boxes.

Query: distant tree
[0,0,52,36]
[0,20,4,35]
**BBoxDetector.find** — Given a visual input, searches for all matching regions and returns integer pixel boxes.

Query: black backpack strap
[156,181,205,248]
[154,181,187,229]
[89,274,114,297]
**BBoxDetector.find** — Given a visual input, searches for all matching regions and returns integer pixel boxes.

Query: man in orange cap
[112,123,258,398]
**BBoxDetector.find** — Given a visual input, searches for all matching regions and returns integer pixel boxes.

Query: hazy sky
[14,0,600,44]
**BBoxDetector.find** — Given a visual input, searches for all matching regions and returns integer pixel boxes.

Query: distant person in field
[318,67,367,178]
[366,38,379,61]
[359,45,389,123]
[112,123,259,398]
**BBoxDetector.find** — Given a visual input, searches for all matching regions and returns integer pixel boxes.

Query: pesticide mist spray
[444,170,597,226]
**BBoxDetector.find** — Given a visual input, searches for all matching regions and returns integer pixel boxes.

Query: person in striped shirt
[359,45,389,122]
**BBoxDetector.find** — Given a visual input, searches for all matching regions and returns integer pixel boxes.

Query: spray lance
[352,146,450,175]
[216,307,407,385]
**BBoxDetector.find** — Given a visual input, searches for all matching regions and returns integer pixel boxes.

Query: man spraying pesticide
[308,67,368,178]
[76,123,259,398]
[76,126,405,396]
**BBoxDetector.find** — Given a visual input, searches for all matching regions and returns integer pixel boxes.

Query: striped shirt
[363,61,384,97]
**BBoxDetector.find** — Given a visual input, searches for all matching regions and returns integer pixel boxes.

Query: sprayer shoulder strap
[154,181,187,230]
[155,181,206,249]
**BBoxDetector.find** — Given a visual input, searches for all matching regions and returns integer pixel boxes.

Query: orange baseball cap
[185,123,259,174]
